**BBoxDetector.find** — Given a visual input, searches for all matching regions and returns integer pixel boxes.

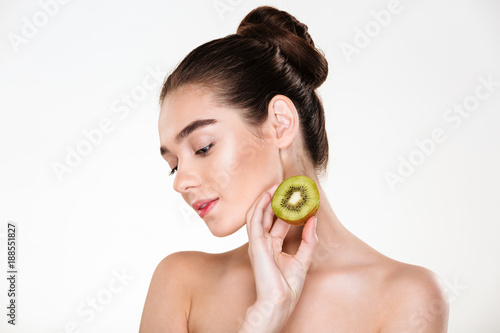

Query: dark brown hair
[160,6,329,174]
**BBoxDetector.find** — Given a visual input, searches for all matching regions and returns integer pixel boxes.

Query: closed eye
[168,143,214,176]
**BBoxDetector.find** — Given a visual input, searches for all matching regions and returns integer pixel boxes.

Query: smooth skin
[139,85,449,332]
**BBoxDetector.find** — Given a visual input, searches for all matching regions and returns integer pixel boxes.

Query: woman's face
[158,85,282,237]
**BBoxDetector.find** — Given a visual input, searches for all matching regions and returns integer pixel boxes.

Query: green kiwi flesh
[271,175,320,226]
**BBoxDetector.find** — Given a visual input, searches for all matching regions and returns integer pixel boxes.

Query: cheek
[204,138,256,189]
[222,137,270,184]
[218,137,277,207]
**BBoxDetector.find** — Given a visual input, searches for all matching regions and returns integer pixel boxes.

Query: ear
[267,94,299,148]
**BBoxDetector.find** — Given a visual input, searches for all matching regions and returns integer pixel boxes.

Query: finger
[247,185,279,235]
[293,216,318,270]
[246,191,268,235]
[269,218,291,241]
[266,184,279,197]
[249,191,271,240]
[262,199,275,233]
[245,193,261,225]
[262,184,279,232]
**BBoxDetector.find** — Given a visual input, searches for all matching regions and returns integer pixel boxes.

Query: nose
[172,162,202,194]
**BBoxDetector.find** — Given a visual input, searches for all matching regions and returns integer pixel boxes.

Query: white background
[1,0,499,332]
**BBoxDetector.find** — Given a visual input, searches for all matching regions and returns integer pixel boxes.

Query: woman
[139,6,449,332]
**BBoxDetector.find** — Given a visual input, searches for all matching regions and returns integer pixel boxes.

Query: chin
[207,218,245,238]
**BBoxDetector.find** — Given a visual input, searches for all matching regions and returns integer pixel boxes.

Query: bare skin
[139,85,449,332]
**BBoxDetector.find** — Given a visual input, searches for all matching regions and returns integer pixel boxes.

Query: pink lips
[192,198,219,218]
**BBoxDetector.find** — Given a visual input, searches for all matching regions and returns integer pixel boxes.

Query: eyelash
[168,143,214,176]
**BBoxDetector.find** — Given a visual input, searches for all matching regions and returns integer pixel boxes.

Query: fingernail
[314,216,318,233]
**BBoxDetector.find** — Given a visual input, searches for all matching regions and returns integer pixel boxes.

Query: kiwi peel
[271,175,320,226]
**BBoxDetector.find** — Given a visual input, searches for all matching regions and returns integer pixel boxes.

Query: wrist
[237,300,289,333]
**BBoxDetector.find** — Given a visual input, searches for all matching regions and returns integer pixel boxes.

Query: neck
[279,183,353,269]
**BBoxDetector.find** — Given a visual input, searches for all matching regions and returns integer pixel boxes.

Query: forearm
[237,300,290,333]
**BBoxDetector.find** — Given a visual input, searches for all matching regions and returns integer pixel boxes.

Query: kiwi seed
[271,175,320,226]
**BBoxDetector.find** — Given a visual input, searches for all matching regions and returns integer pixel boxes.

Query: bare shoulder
[379,260,449,332]
[139,251,218,333]
[156,250,218,275]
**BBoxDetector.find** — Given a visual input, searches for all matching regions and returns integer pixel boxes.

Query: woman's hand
[238,185,319,332]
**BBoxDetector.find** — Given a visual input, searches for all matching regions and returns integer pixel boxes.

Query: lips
[192,198,219,218]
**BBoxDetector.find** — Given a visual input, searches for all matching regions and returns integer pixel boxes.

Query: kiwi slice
[271,175,320,226]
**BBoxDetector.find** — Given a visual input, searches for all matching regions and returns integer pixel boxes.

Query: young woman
[139,6,449,332]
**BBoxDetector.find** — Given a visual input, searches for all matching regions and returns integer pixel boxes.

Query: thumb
[294,216,318,271]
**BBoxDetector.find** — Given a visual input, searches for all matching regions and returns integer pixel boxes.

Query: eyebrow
[160,118,217,156]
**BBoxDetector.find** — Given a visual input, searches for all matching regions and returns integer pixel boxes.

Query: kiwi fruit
[271,175,320,226]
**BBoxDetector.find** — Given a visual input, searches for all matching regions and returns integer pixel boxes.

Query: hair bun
[237,6,328,89]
